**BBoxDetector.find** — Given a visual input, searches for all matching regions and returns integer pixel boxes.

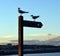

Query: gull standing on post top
[18,8,29,15]
[31,15,39,21]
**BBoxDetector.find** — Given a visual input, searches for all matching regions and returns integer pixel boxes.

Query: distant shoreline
[23,45,60,54]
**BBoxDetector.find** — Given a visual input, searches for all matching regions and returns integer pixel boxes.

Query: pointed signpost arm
[23,20,43,28]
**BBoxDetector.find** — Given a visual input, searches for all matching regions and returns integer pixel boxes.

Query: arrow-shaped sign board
[23,20,43,28]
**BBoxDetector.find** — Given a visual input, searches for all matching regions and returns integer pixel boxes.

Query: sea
[24,53,60,56]
[2,53,60,56]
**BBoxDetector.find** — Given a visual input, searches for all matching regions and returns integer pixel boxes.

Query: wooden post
[18,15,23,56]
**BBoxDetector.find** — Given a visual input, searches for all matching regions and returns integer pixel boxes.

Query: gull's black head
[31,15,33,16]
[18,8,20,10]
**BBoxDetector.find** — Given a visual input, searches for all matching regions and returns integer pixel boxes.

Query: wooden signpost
[18,15,43,56]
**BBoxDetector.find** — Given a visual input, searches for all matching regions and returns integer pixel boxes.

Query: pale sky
[0,0,60,42]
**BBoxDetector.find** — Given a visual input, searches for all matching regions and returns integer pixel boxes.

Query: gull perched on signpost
[31,15,39,21]
[18,8,29,15]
